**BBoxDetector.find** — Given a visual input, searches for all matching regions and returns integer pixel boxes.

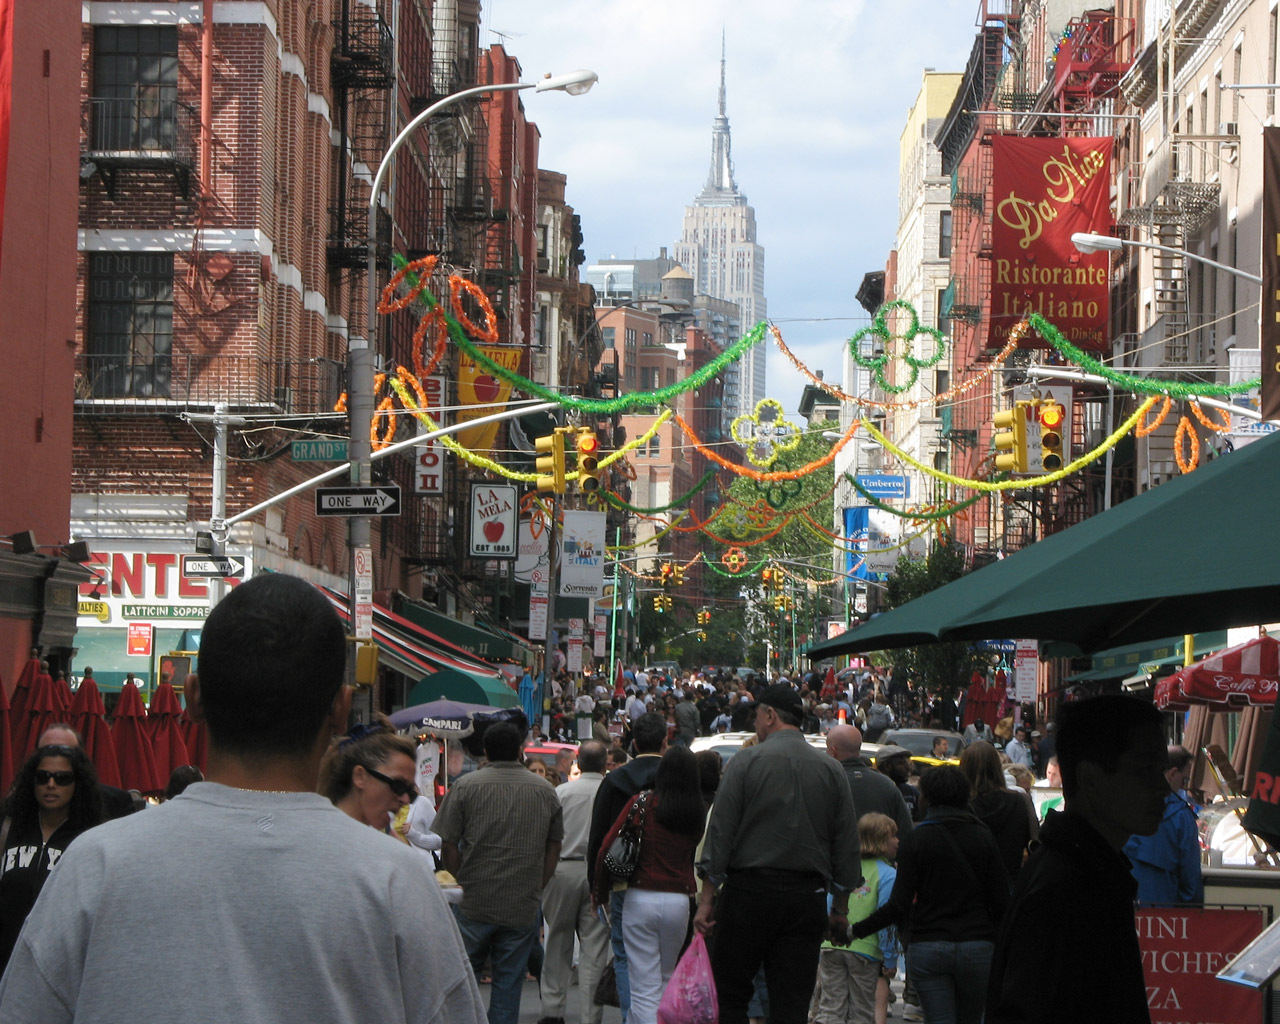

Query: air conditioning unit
[1219,121,1240,136]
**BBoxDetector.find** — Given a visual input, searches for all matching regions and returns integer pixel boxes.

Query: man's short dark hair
[197,574,346,758]
[483,722,523,762]
[578,740,608,774]
[631,712,667,754]
[1055,695,1164,799]
[919,764,970,809]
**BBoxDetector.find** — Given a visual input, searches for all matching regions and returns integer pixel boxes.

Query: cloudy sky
[480,0,982,417]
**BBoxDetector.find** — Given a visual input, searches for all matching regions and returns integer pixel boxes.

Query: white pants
[622,889,690,1024]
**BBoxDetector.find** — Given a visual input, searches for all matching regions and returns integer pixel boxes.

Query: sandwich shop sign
[77,545,250,626]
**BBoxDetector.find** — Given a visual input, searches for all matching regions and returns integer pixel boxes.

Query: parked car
[522,742,580,772]
[877,728,965,766]
[691,731,881,768]
[643,661,681,682]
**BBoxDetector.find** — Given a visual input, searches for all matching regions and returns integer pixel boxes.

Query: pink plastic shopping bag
[657,932,718,1024]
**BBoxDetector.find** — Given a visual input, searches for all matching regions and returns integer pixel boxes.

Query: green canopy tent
[407,669,518,709]
[808,429,1280,658]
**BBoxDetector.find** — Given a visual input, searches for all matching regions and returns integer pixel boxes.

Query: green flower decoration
[752,457,804,509]
[848,299,946,395]
[730,398,803,468]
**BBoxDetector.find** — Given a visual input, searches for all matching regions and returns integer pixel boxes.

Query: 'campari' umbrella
[70,676,122,788]
[148,682,190,781]
[110,681,162,794]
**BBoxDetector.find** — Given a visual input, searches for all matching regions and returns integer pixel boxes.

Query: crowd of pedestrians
[0,575,1204,1024]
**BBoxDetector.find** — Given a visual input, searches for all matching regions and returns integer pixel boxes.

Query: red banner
[989,136,1113,351]
[1136,906,1265,1024]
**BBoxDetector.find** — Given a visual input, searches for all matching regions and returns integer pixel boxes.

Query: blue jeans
[453,906,540,1024]
[906,940,994,1024]
[611,888,632,1023]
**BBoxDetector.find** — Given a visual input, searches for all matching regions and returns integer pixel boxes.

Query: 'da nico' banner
[989,136,1113,352]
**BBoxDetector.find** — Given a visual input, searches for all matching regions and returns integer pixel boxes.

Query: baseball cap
[875,745,912,762]
[757,683,803,720]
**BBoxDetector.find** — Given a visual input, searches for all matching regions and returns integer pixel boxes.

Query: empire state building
[673,44,767,419]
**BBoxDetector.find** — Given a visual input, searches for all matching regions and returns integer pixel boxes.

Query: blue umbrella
[390,698,521,738]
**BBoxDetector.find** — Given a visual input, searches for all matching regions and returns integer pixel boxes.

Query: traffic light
[673,564,685,587]
[660,562,673,588]
[1037,400,1066,471]
[698,631,707,642]
[762,567,776,590]
[534,430,566,494]
[993,401,1030,474]
[573,427,605,495]
[663,595,673,613]
[653,596,664,613]
[773,594,785,612]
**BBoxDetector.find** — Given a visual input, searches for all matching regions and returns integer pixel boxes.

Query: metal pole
[608,525,620,693]
[1103,385,1114,511]
[544,501,560,727]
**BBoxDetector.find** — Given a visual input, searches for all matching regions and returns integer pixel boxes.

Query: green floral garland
[845,473,996,520]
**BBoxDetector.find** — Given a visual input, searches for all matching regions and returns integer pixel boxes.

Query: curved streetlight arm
[1071,232,1262,284]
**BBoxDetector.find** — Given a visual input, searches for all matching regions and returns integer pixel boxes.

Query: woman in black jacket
[960,741,1037,883]
[0,744,104,972]
[850,766,1009,1024]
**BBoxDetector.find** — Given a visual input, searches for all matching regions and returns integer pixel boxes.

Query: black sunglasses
[35,769,76,786]
[364,766,417,798]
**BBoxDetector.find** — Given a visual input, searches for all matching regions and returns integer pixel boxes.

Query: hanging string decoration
[847,299,946,395]
[731,398,804,468]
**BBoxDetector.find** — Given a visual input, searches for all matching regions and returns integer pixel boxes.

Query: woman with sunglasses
[318,717,419,831]
[0,744,103,972]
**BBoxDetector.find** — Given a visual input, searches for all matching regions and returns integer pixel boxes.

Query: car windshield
[882,730,963,757]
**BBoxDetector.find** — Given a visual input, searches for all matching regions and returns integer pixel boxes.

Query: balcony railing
[83,96,196,165]
[74,353,345,416]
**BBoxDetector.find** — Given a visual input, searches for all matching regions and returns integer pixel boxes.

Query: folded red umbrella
[0,676,13,796]
[110,682,162,793]
[9,651,40,744]
[148,682,190,782]
[16,669,61,760]
[70,676,122,788]
[179,702,208,774]
[51,673,72,714]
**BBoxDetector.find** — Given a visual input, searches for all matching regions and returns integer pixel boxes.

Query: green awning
[407,668,518,708]
[394,596,528,665]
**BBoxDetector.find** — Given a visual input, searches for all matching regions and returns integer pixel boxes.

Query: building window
[938,210,952,259]
[91,26,179,153]
[649,436,660,457]
[642,367,660,390]
[625,328,637,345]
[601,326,615,350]
[87,252,174,398]
[936,287,950,338]
[643,332,653,347]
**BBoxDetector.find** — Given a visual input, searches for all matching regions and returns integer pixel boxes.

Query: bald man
[825,724,913,837]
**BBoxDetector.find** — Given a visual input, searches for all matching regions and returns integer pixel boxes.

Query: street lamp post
[1070,232,1262,284]
[349,70,597,648]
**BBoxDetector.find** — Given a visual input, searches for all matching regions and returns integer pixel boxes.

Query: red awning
[1158,635,1279,712]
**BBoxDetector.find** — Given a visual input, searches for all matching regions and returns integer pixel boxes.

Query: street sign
[291,439,349,462]
[855,474,910,500]
[127,622,153,657]
[181,555,246,579]
[315,486,402,517]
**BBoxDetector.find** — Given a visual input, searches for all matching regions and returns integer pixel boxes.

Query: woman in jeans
[849,766,1009,1024]
[594,745,705,1024]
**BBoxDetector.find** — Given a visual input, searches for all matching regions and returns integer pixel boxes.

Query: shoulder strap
[919,819,993,918]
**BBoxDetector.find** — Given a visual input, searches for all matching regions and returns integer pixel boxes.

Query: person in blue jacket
[1124,745,1203,904]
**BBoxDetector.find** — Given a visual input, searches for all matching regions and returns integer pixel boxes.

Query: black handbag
[602,791,649,880]
[594,959,620,1007]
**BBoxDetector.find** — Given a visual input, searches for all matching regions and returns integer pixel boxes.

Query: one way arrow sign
[181,555,246,579]
[315,485,402,517]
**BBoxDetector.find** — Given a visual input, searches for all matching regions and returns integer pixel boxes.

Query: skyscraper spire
[703,31,737,196]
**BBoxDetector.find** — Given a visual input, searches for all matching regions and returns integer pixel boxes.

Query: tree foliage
[878,541,987,700]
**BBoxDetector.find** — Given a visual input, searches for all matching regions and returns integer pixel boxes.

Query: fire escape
[1118,2,1223,369]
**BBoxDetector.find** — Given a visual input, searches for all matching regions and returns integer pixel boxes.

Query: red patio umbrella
[1164,635,1280,711]
[176,672,207,773]
[110,681,162,794]
[1154,674,1192,712]
[820,665,837,702]
[8,650,40,744]
[69,676,121,788]
[15,668,61,760]
[0,677,13,797]
[50,672,72,714]
[148,682,190,781]
[613,661,626,699]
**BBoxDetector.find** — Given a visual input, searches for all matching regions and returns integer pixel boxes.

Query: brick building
[67,2,581,699]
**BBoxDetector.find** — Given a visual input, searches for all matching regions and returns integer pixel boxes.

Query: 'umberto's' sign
[989,136,1114,352]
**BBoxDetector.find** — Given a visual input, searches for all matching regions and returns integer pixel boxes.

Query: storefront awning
[393,594,534,666]
[318,588,515,706]
[1065,630,1230,684]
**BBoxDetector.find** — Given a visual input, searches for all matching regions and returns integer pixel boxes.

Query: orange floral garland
[1189,401,1231,433]
[378,255,439,314]
[1135,395,1172,438]
[672,412,860,481]
[449,276,499,345]
[411,306,450,379]
[1174,415,1201,474]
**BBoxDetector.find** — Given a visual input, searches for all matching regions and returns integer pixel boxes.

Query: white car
[691,731,881,767]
